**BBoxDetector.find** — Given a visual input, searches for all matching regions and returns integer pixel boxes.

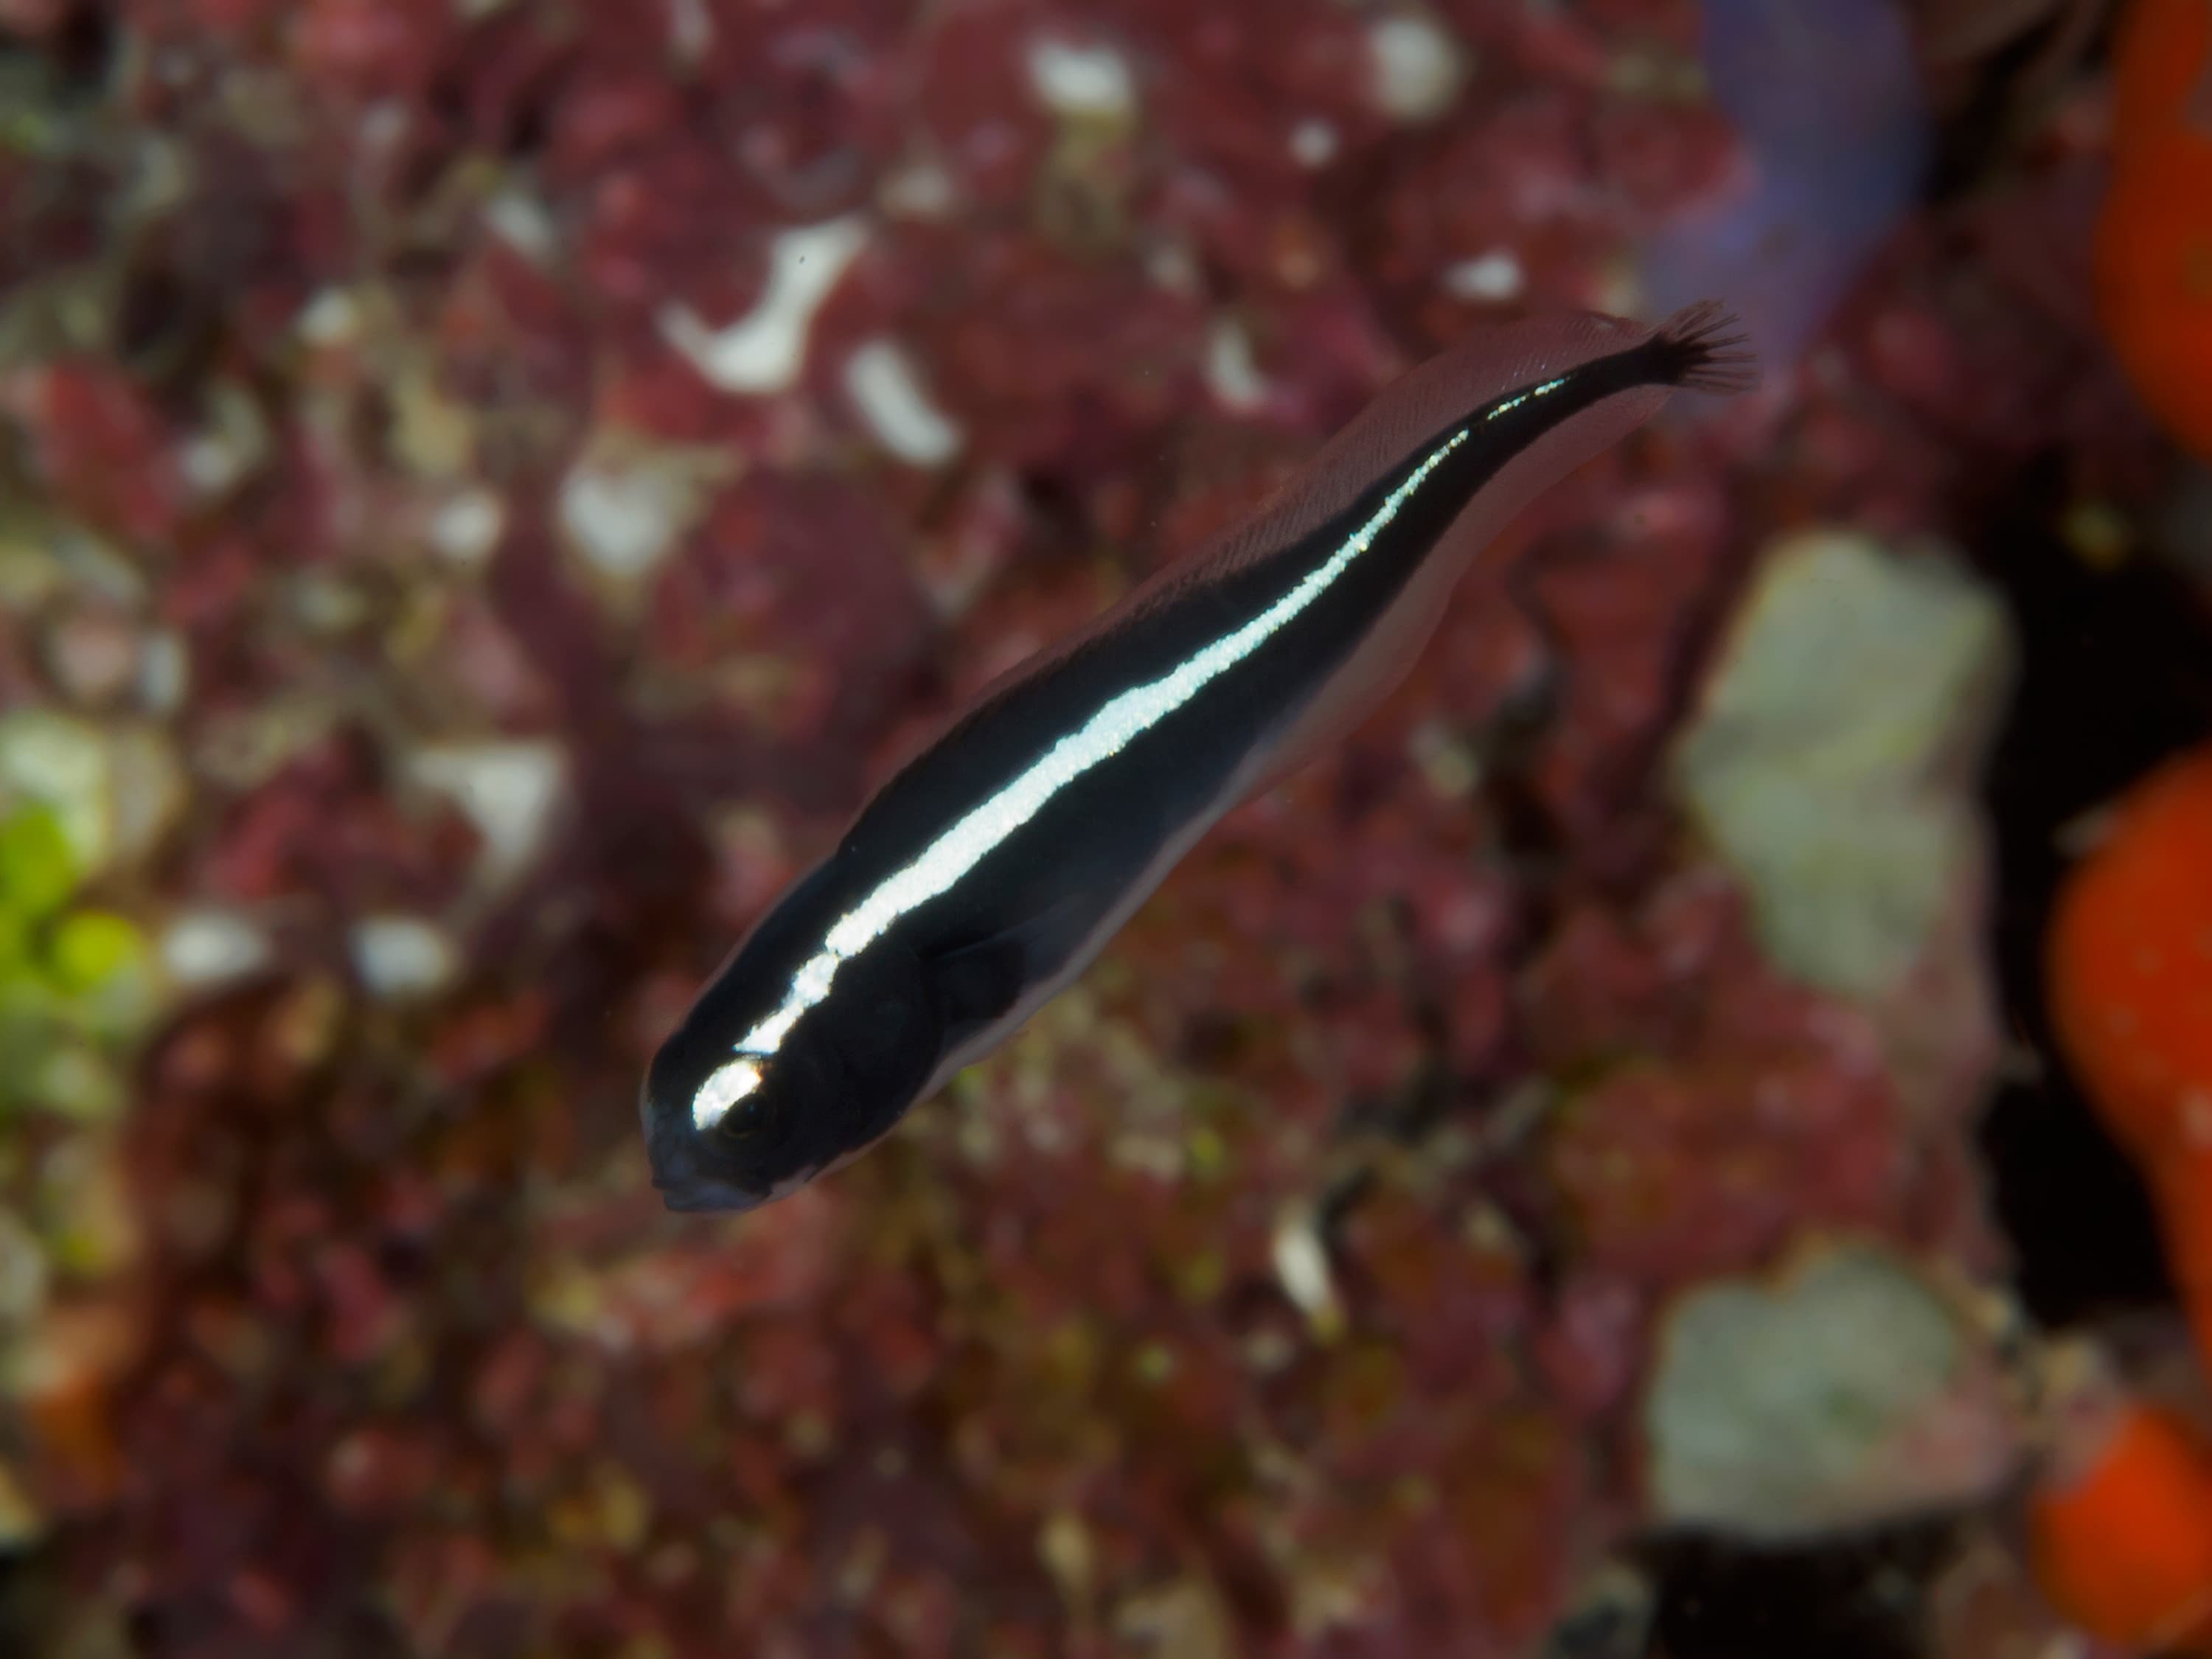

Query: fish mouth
[656,1158,830,1214]
[641,1097,773,1213]
[654,1171,768,1214]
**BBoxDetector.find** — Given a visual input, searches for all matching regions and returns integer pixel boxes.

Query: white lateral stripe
[692,1057,763,1132]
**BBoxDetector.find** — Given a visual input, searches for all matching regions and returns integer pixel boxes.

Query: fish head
[641,921,944,1213]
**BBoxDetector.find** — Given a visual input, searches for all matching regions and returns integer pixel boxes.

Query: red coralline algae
[644,470,931,745]
[0,0,2168,1654]
[5,362,189,549]
[1530,879,1909,1287]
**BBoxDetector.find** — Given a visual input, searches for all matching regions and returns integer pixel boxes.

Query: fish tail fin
[1649,300,1759,395]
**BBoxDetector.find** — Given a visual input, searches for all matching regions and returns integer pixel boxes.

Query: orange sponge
[2031,1396,2212,1650]
[2096,1,2212,459]
[2047,745,2212,1155]
[2111,0,2212,158]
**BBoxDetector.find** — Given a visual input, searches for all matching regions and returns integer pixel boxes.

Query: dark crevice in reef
[1638,1521,1955,1659]
[1973,455,2212,1329]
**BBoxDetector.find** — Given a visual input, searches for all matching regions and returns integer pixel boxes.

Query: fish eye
[692,1057,773,1138]
[721,1096,770,1138]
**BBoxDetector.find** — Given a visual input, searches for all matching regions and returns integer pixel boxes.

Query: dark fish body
[644,305,1751,1211]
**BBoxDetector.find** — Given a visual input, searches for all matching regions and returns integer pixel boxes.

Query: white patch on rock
[178,437,243,497]
[658,216,869,396]
[1289,118,1340,167]
[879,153,959,220]
[137,630,188,717]
[349,914,459,1001]
[1271,1204,1343,1336]
[160,909,273,988]
[176,383,270,503]
[558,467,672,578]
[1673,529,2010,997]
[1645,1243,2020,1540]
[485,190,558,262]
[42,611,141,707]
[296,288,363,347]
[1026,38,1138,121]
[411,740,568,888]
[665,0,712,62]
[47,523,146,606]
[556,441,731,583]
[0,710,114,869]
[123,133,192,222]
[1443,248,1526,302]
[1203,317,1268,413]
[1368,13,1469,124]
[358,101,409,156]
[179,403,270,505]
[1144,240,1202,296]
[428,487,507,568]
[843,339,964,467]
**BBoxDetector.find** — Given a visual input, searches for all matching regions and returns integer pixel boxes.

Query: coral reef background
[0,1,2202,1655]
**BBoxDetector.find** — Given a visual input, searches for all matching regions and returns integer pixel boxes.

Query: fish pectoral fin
[925,931,1032,1039]
[925,889,1098,1042]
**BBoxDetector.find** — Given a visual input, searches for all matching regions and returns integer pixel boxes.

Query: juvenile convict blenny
[643,304,1754,1211]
